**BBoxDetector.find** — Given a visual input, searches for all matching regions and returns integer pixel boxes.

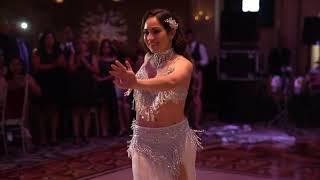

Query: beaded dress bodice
[127,49,188,121]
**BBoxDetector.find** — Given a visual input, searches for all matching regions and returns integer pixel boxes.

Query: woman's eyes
[143,30,149,35]
[153,29,161,34]
[143,29,161,35]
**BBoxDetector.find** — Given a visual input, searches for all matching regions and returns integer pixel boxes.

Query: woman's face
[44,33,55,48]
[10,58,23,74]
[143,16,172,53]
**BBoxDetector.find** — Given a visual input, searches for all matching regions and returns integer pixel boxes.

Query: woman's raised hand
[110,60,137,89]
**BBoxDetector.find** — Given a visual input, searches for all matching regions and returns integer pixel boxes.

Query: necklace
[150,48,175,69]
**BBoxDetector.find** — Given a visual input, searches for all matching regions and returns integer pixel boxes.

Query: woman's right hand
[110,60,137,89]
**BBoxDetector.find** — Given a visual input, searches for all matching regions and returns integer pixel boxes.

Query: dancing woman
[110,9,202,180]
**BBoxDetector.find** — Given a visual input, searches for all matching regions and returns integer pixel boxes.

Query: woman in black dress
[95,39,117,137]
[32,30,66,145]
[68,38,98,144]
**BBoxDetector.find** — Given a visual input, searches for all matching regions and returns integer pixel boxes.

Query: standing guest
[185,29,208,68]
[59,26,75,140]
[190,63,203,129]
[32,30,66,146]
[95,39,117,137]
[6,56,41,151]
[69,38,98,144]
[59,26,75,61]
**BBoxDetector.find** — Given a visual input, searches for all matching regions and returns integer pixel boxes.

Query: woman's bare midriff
[135,101,186,128]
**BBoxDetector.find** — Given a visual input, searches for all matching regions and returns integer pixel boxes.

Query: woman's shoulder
[174,55,193,69]
[144,52,151,60]
[176,54,191,61]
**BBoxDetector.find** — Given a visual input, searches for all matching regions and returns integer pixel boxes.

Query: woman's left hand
[110,60,137,89]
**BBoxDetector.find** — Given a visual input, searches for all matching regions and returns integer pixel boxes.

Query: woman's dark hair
[140,9,194,117]
[38,30,61,58]
[99,39,117,57]
[139,9,187,55]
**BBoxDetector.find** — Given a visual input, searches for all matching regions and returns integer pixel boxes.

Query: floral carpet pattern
[197,143,320,180]
[0,129,320,180]
[0,145,130,180]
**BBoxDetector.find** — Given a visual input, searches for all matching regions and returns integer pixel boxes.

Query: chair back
[0,79,7,124]
[4,77,29,124]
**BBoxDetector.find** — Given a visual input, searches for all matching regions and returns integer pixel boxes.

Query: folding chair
[1,77,29,154]
[0,81,8,154]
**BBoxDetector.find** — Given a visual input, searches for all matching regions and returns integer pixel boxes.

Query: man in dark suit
[185,29,209,68]
[11,22,32,73]
[15,36,32,73]
[59,26,75,61]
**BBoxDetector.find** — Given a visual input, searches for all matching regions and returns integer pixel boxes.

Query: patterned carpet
[197,143,320,180]
[1,130,320,180]
[0,138,131,180]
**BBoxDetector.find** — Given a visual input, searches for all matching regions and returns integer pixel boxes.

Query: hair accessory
[164,17,178,30]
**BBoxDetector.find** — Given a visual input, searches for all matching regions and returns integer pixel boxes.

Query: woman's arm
[110,57,193,92]
[194,70,203,97]
[81,55,99,74]
[32,51,57,72]
[26,75,41,96]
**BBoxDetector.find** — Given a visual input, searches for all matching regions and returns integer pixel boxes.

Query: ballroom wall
[1,0,320,74]
[1,0,191,54]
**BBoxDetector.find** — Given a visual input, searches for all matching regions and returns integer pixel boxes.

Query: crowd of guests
[0,23,144,150]
[0,21,210,152]
[2,21,318,154]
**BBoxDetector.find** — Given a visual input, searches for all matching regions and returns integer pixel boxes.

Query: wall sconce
[54,0,64,4]
[194,10,212,22]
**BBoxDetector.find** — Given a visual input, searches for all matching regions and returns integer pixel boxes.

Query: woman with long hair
[32,30,66,145]
[95,39,117,137]
[110,9,201,180]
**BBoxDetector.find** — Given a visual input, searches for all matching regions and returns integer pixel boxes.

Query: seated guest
[6,56,41,151]
[306,60,320,127]
[0,66,7,107]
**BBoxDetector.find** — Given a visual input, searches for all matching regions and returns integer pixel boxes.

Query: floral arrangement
[80,4,128,43]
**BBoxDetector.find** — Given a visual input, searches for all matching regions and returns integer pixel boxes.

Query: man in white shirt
[60,26,75,61]
[185,29,210,128]
[308,60,320,95]
[185,29,209,68]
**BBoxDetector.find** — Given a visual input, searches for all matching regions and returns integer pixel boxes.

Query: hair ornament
[165,17,178,30]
